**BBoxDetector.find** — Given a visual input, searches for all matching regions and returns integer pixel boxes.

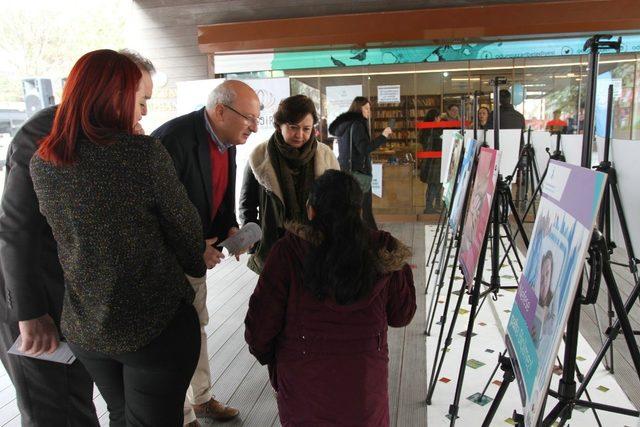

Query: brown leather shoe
[193,398,239,422]
[185,421,200,427]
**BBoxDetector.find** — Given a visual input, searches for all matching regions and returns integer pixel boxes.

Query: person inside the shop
[240,94,339,274]
[477,106,490,130]
[545,109,568,134]
[244,169,416,427]
[329,96,392,230]
[418,108,443,213]
[487,89,525,130]
[443,103,460,121]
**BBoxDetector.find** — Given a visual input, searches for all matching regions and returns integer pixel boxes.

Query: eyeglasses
[222,104,260,126]
[284,123,314,135]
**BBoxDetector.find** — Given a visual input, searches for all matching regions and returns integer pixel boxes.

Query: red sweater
[207,134,229,220]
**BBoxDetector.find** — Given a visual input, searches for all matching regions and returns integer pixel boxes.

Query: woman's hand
[382,127,393,138]
[133,122,145,135]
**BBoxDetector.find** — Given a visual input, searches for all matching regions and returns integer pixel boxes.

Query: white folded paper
[219,223,262,255]
[8,335,76,364]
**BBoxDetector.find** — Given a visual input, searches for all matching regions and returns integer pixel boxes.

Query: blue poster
[448,138,479,232]
[505,161,606,426]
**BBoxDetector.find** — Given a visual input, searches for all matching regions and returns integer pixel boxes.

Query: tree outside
[0,0,130,107]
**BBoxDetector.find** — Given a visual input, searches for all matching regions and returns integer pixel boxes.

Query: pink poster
[458,147,501,289]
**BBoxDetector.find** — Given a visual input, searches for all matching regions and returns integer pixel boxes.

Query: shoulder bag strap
[348,123,354,172]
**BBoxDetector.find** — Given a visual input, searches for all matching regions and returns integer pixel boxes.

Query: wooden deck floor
[0,222,638,425]
[0,222,428,426]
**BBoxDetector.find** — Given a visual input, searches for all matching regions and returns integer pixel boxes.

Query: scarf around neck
[267,131,317,222]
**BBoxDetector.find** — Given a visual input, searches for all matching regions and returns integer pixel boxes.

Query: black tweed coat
[31,135,206,354]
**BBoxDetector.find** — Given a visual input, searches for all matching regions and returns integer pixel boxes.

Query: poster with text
[371,163,383,198]
[505,161,606,426]
[326,85,362,135]
[377,85,401,103]
[448,138,479,232]
[459,147,501,289]
[441,132,464,209]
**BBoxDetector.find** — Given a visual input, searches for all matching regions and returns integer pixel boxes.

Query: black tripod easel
[424,78,530,426]
[483,34,640,427]
[593,86,640,374]
[424,95,472,299]
[508,127,541,219]
[425,95,471,334]
[496,130,565,276]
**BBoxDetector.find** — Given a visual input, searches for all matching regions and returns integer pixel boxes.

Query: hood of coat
[283,222,412,310]
[248,138,340,205]
[328,111,366,137]
[284,222,411,273]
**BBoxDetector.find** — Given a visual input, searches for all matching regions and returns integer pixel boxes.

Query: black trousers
[69,304,200,427]
[0,320,99,427]
[362,190,378,230]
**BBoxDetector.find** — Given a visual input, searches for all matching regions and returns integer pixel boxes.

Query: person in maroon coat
[244,169,416,426]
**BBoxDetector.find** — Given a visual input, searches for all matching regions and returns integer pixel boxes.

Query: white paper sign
[220,222,262,255]
[483,129,522,176]
[596,137,640,257]
[9,336,76,365]
[326,85,362,135]
[531,130,553,174]
[377,85,401,103]
[371,163,383,197]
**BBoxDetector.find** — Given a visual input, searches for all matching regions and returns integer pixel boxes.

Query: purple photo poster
[505,161,606,426]
[458,147,501,289]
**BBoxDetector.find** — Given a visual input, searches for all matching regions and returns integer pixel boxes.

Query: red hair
[37,49,142,165]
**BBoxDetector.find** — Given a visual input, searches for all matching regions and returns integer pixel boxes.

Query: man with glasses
[152,80,260,423]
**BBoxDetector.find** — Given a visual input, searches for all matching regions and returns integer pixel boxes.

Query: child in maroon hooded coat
[245,170,416,426]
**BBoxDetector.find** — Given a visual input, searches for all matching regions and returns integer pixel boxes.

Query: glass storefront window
[275,51,640,217]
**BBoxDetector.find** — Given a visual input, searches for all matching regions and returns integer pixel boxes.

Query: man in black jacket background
[152,79,260,423]
[0,50,154,426]
[488,89,526,130]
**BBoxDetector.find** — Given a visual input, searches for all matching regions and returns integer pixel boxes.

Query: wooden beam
[197,0,640,54]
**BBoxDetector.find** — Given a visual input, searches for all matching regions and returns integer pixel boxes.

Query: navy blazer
[0,107,64,324]
[152,107,239,241]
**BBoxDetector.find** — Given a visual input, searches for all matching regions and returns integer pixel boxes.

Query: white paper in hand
[220,223,262,256]
[8,335,76,364]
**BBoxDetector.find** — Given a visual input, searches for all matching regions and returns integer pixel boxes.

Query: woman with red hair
[30,49,206,426]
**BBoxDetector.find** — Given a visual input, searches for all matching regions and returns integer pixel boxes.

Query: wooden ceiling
[195,0,640,54]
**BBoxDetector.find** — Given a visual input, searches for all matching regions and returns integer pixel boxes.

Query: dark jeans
[0,320,99,427]
[424,183,442,212]
[69,304,200,427]
[362,190,378,230]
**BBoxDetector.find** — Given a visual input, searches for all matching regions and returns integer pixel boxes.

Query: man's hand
[18,314,59,356]
[203,237,225,269]
[227,227,251,261]
[382,127,393,138]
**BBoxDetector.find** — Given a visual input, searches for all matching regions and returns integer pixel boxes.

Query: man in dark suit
[0,50,154,426]
[488,89,526,130]
[152,79,260,423]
